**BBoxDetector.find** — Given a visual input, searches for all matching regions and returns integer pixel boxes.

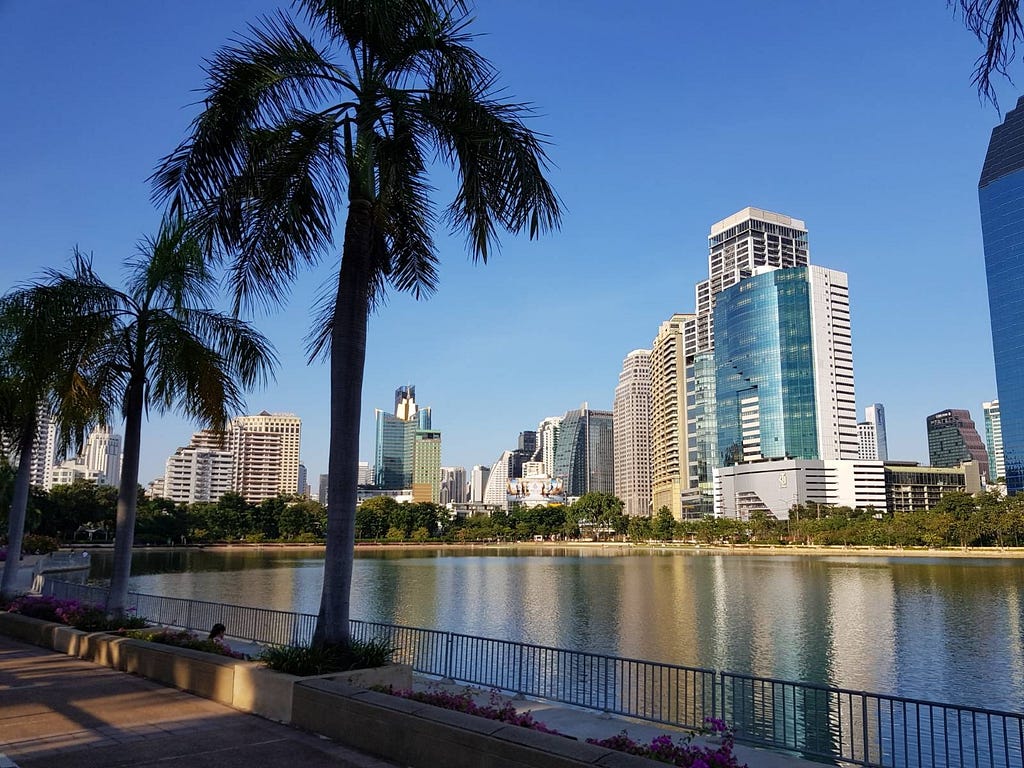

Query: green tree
[45,221,276,616]
[355,496,400,539]
[653,506,676,542]
[0,281,107,599]
[627,515,652,543]
[154,0,560,645]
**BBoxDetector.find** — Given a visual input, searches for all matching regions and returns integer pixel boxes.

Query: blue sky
[0,1,1012,488]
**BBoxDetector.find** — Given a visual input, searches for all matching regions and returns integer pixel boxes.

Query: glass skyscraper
[552,403,614,497]
[980,96,1024,494]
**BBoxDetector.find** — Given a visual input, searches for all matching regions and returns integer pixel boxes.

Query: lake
[88,546,1024,713]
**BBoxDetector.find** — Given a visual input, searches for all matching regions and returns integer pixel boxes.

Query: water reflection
[88,547,1024,712]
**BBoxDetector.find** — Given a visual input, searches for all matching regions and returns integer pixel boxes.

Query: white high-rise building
[46,425,123,490]
[440,466,467,505]
[483,452,513,508]
[859,404,888,461]
[984,400,1005,482]
[614,349,652,517]
[470,465,490,503]
[229,411,302,503]
[162,442,234,503]
[535,417,562,477]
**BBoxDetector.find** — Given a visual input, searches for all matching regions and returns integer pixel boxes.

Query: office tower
[536,417,561,475]
[695,208,809,353]
[47,425,125,489]
[412,430,442,503]
[980,98,1024,493]
[440,466,467,505]
[715,265,858,466]
[470,465,490,503]
[614,349,652,517]
[552,403,614,497]
[927,409,989,475]
[650,316,692,518]
[518,431,537,457]
[983,400,1005,482]
[374,385,440,494]
[318,473,329,505]
[858,403,888,461]
[297,463,308,496]
[357,461,372,485]
[162,439,234,503]
[229,411,302,502]
[28,410,59,488]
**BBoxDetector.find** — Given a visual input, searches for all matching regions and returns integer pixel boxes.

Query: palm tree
[952,0,1023,105]
[0,283,107,600]
[152,0,561,645]
[44,219,277,616]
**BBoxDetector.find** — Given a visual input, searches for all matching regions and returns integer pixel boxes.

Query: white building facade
[613,349,652,517]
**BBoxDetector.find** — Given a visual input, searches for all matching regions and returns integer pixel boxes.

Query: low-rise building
[883,461,984,513]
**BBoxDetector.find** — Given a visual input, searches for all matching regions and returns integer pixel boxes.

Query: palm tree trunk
[1,428,36,600]
[314,199,373,647]
[106,377,144,617]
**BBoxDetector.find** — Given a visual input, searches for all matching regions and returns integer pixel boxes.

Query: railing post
[861,694,869,766]
[442,632,454,683]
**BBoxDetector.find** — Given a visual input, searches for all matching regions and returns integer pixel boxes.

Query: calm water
[89,547,1024,712]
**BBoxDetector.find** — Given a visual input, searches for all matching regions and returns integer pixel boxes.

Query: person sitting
[208,623,226,642]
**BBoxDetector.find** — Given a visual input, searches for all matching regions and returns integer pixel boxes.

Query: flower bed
[384,687,746,767]
[5,595,147,632]
[122,628,246,659]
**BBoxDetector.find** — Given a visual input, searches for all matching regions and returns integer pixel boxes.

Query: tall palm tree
[152,0,561,644]
[45,219,277,616]
[953,0,1023,105]
[0,283,107,600]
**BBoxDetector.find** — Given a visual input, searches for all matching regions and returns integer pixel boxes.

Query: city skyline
[0,2,1009,486]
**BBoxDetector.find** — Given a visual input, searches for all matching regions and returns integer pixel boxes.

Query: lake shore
[81,540,1024,560]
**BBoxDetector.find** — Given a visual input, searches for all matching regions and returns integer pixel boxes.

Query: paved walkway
[0,636,399,768]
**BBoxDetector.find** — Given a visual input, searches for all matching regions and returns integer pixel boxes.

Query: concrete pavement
[0,636,400,768]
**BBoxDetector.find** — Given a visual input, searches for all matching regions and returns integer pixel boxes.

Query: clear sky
[0,1,1012,489]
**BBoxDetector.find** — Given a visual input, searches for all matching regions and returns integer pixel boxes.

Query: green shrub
[259,637,395,676]
[123,628,246,659]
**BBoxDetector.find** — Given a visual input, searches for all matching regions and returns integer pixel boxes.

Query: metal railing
[42,579,1024,768]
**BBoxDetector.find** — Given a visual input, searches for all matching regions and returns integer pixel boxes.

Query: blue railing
[42,579,1024,768]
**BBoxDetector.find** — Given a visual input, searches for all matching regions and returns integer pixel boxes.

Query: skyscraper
[535,417,561,476]
[715,265,858,466]
[613,349,652,517]
[980,98,1024,494]
[858,403,888,461]
[926,409,989,475]
[47,425,124,489]
[470,465,490,503]
[650,316,691,518]
[162,439,234,503]
[229,411,302,502]
[374,385,440,497]
[983,400,1005,482]
[440,466,467,505]
[552,403,614,498]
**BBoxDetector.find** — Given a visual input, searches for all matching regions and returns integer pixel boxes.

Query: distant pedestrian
[208,623,226,642]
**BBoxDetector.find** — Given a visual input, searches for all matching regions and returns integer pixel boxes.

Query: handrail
[40,578,1023,768]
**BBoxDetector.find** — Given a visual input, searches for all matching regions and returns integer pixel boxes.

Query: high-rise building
[162,441,234,503]
[858,403,888,461]
[984,400,1005,483]
[30,410,59,488]
[47,425,124,490]
[535,417,561,476]
[613,349,652,517]
[926,409,989,476]
[483,451,514,508]
[229,411,302,502]
[715,265,858,466]
[357,461,372,486]
[518,431,537,457]
[318,473,329,505]
[470,465,490,503]
[650,316,692,519]
[297,462,308,497]
[980,98,1024,494]
[440,466,467,505]
[374,385,440,496]
[552,403,614,498]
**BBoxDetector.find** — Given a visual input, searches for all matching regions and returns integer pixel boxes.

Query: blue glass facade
[552,406,614,496]
[979,96,1024,494]
[714,268,819,466]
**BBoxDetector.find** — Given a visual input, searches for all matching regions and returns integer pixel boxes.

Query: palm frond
[954,0,1024,106]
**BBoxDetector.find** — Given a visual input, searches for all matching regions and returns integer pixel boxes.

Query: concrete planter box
[121,639,238,705]
[292,678,655,768]
[0,611,53,645]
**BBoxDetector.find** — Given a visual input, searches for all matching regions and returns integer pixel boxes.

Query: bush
[259,637,394,675]
[123,628,246,659]
[0,535,61,557]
